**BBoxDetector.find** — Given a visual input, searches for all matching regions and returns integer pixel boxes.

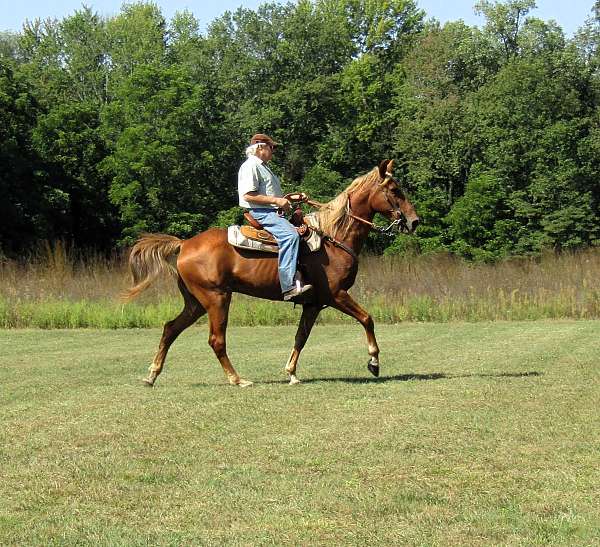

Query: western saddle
[241,193,311,246]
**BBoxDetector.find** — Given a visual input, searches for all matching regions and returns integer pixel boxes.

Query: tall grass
[2,242,600,327]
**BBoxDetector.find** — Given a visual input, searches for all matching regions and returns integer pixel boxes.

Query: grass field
[1,322,599,545]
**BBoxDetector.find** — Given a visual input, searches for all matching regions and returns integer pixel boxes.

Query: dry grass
[2,242,600,327]
[358,250,600,301]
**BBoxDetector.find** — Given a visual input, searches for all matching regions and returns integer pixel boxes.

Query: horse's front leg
[285,304,321,385]
[332,290,380,377]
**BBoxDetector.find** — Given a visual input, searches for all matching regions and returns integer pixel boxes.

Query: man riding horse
[238,133,313,301]
[125,143,420,387]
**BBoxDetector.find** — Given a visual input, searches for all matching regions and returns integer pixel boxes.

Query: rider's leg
[249,209,300,293]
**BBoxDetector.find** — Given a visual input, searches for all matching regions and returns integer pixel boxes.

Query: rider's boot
[283,271,313,301]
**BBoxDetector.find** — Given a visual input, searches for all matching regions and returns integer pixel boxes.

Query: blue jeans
[249,208,299,293]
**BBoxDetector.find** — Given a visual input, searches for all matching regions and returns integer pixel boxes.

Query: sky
[0,0,595,36]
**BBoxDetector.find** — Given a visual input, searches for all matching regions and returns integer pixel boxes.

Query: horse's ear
[378,160,390,179]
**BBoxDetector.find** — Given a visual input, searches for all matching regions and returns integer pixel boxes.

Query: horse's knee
[208,334,226,356]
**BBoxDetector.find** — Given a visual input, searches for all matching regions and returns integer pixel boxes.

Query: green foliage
[211,206,245,228]
[100,64,230,243]
[32,102,119,248]
[299,164,346,202]
[3,0,600,260]
[383,233,420,256]
[0,60,49,254]
[447,171,510,260]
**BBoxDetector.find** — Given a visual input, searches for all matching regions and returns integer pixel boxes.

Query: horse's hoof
[237,379,253,388]
[288,374,301,385]
[367,361,380,377]
[142,378,155,387]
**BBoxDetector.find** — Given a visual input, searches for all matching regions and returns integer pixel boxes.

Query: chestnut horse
[125,160,419,386]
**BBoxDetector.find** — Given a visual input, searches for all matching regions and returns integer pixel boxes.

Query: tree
[59,7,110,104]
[0,32,19,61]
[462,51,600,255]
[447,170,514,260]
[105,1,167,97]
[0,60,49,254]
[100,64,231,244]
[474,0,536,59]
[32,102,120,249]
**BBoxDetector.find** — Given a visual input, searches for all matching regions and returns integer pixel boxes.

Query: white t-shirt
[238,155,283,208]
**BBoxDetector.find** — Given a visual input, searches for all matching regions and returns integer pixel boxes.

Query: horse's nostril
[411,219,420,232]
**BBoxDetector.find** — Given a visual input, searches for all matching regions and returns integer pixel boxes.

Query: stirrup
[283,283,313,301]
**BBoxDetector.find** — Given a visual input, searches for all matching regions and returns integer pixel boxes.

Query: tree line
[1,0,599,260]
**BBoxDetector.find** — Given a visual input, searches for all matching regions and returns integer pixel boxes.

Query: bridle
[285,173,411,260]
[345,172,409,235]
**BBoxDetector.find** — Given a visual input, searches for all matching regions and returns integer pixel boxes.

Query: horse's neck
[339,191,374,254]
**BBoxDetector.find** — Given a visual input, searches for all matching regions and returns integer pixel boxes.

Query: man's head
[246,133,278,162]
[250,133,277,148]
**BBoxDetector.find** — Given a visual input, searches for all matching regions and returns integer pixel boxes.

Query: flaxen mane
[315,167,380,237]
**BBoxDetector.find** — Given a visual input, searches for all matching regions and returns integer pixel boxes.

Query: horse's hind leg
[196,290,252,387]
[144,279,205,386]
[285,304,321,385]
[332,290,381,377]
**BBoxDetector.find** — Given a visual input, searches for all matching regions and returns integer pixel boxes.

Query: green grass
[2,288,600,328]
[1,322,600,545]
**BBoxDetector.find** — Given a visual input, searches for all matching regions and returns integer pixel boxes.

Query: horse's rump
[178,228,283,299]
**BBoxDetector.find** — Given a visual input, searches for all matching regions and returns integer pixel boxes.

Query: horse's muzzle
[406,218,419,233]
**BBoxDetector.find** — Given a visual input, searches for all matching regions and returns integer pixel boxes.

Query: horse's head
[369,160,420,233]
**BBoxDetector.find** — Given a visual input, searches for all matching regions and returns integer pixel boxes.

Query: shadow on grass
[184,371,542,388]
[259,370,542,385]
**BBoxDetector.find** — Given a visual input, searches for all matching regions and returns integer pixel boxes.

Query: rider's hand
[275,197,291,213]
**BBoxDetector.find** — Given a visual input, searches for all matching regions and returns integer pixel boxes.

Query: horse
[124,159,419,387]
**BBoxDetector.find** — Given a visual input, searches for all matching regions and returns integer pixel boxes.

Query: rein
[319,232,358,260]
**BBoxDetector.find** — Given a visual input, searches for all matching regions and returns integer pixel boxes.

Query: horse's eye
[391,187,404,198]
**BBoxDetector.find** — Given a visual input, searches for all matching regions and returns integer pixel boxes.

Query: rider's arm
[243,192,291,211]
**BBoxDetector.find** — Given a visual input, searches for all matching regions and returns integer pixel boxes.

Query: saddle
[228,194,322,254]
[241,210,308,246]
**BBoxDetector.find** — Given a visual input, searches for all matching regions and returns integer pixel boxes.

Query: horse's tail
[123,233,183,301]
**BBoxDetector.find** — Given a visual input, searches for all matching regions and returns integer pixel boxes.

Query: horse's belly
[179,232,284,297]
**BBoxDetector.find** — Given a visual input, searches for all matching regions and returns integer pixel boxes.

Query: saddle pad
[227,225,278,254]
[227,223,322,254]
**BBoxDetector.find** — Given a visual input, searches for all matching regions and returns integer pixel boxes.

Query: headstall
[345,172,409,235]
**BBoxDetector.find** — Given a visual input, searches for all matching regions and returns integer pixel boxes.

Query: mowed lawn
[1,322,599,546]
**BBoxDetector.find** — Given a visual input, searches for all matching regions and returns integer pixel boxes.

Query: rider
[238,133,312,301]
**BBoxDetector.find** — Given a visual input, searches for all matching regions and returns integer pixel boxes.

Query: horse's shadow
[260,370,542,385]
